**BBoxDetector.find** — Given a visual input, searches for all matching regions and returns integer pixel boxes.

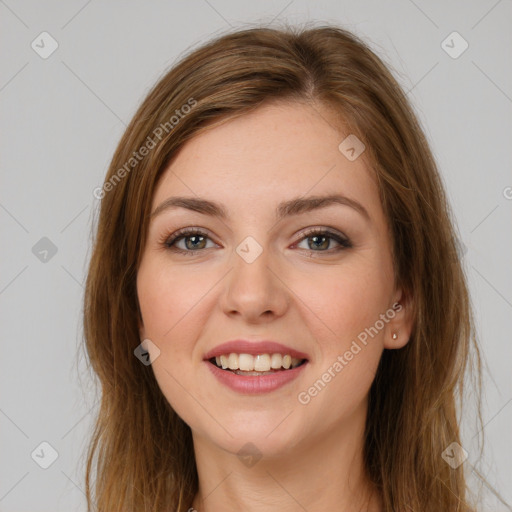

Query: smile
[205,355,308,394]
[211,353,306,373]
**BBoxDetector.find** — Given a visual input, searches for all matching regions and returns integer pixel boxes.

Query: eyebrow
[150,194,370,222]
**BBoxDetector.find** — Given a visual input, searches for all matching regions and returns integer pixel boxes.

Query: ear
[383,287,414,350]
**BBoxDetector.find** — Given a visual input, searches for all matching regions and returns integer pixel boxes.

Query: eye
[160,226,352,256]
[161,228,217,255]
[293,227,352,254]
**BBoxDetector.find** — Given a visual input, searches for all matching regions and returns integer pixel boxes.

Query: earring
[392,333,398,340]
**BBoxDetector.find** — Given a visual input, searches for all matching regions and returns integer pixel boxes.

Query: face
[136,100,412,458]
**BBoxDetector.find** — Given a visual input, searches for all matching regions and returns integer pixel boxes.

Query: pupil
[186,235,205,250]
[310,235,328,250]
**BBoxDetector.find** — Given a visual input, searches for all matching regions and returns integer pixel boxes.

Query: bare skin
[136,100,414,512]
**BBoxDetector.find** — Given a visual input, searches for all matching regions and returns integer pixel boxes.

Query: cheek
[137,260,211,342]
[136,261,214,398]
[293,269,387,422]
[289,251,392,406]
[136,262,209,425]
[294,260,392,345]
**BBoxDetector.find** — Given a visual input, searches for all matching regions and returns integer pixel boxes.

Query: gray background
[1,1,511,510]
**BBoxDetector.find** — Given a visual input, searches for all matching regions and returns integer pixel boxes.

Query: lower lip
[205,360,308,394]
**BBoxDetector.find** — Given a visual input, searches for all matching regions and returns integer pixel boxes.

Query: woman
[83,23,488,511]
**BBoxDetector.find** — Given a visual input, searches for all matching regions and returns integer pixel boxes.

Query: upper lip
[203,340,310,361]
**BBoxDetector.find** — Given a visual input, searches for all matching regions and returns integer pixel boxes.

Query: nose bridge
[221,234,287,319]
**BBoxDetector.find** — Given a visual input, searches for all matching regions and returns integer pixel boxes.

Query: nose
[220,243,289,323]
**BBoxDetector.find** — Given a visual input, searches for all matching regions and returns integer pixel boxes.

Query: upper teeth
[215,353,303,371]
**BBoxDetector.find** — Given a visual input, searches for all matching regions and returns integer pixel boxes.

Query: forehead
[152,101,380,219]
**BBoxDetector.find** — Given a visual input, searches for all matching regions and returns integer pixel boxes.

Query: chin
[193,413,306,459]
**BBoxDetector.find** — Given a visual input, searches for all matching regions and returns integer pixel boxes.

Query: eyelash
[159,227,352,256]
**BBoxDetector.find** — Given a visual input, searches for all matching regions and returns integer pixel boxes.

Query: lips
[203,340,310,361]
[206,360,308,394]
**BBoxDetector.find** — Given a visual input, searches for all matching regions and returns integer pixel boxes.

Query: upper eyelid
[166,226,346,238]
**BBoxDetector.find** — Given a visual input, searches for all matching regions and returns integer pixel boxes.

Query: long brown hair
[82,22,488,511]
